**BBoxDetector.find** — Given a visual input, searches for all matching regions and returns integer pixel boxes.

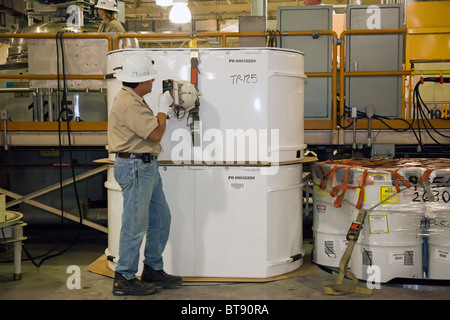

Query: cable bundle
[21,31,84,267]
[338,76,450,152]
[412,77,450,149]
[266,30,282,48]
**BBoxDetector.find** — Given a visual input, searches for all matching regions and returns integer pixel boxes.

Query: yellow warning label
[380,185,399,205]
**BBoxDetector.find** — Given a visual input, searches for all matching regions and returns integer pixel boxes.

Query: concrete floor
[1,215,450,308]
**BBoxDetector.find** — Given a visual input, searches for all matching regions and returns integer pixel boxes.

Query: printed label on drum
[362,249,373,266]
[228,175,255,191]
[324,240,336,258]
[230,182,245,190]
[316,204,326,213]
[380,186,399,205]
[368,173,390,182]
[435,248,450,263]
[368,214,389,234]
[389,250,414,266]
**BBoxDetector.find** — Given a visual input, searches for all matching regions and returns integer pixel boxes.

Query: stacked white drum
[424,166,450,280]
[311,179,353,269]
[312,159,450,283]
[105,48,307,278]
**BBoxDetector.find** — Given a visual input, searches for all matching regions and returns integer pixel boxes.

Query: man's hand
[158,91,173,115]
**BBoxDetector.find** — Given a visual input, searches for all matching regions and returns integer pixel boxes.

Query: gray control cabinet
[345,4,404,118]
[277,6,334,119]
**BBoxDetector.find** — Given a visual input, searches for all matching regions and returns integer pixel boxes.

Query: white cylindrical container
[106,48,306,164]
[350,207,423,283]
[104,162,146,277]
[106,163,305,278]
[344,164,425,282]
[311,164,353,269]
[428,233,450,280]
[424,168,450,280]
[427,209,450,280]
[311,200,353,269]
[105,48,306,278]
[160,163,305,278]
[104,166,121,272]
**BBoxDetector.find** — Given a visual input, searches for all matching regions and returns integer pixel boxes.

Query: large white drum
[311,167,353,269]
[423,168,450,280]
[350,207,424,283]
[106,164,305,278]
[106,48,306,164]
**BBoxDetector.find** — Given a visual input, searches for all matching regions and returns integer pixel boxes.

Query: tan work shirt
[98,19,126,33]
[108,86,161,155]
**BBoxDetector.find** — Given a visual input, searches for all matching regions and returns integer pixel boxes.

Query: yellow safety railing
[0,29,448,132]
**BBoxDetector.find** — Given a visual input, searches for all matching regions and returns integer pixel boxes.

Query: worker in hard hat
[95,0,126,32]
[108,53,182,296]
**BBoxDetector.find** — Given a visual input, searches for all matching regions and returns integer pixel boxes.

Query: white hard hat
[95,0,119,12]
[115,53,158,83]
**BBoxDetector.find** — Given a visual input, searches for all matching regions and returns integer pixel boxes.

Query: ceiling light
[156,0,173,7]
[169,0,192,24]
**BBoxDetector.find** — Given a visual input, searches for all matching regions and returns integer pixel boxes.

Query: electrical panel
[277,6,334,119]
[345,4,404,118]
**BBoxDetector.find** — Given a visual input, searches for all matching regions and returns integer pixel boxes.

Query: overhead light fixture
[169,0,192,24]
[156,0,173,7]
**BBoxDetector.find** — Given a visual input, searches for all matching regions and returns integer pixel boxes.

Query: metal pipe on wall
[1,109,8,151]
[38,89,44,122]
[252,0,267,30]
[56,90,61,121]
[48,89,54,122]
[32,89,38,122]
[25,0,34,27]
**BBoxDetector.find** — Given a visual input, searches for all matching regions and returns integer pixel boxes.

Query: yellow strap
[323,252,373,295]
[323,209,373,296]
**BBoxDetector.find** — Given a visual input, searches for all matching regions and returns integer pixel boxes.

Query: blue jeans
[114,157,171,280]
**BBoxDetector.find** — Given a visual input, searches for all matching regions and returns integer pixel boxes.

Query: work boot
[112,271,158,296]
[141,264,183,288]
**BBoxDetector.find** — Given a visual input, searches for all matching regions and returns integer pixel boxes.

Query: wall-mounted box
[278,6,334,120]
[345,4,404,118]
